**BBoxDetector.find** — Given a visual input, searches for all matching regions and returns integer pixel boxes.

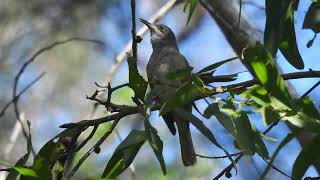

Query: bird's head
[139,18,177,49]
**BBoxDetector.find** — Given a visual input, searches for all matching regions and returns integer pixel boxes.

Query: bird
[139,18,196,166]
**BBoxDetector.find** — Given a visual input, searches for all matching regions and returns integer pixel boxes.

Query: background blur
[0,0,319,179]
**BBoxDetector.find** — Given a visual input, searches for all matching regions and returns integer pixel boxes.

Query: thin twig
[75,125,99,152]
[131,0,138,61]
[196,152,242,159]
[68,118,121,178]
[300,80,320,99]
[0,72,45,117]
[262,158,291,178]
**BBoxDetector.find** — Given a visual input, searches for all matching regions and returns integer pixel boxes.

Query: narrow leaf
[145,119,166,175]
[204,103,236,137]
[197,56,239,74]
[279,2,304,69]
[14,167,38,178]
[101,130,146,179]
[127,56,148,101]
[260,133,294,179]
[292,135,320,179]
[183,0,198,25]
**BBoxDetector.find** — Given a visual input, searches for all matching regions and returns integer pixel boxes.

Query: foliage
[1,0,320,180]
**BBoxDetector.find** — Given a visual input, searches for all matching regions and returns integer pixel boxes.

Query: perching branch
[60,70,320,129]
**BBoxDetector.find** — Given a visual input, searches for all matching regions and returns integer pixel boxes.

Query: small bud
[94,147,101,154]
[307,39,314,48]
[136,36,142,43]
[225,171,232,178]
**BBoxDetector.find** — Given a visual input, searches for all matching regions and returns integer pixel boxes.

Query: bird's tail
[175,117,197,166]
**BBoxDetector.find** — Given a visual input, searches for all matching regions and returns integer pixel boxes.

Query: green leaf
[264,0,289,56]
[14,168,38,178]
[260,133,295,179]
[233,111,255,155]
[294,97,320,120]
[21,128,80,180]
[204,103,236,137]
[127,56,148,101]
[240,85,270,107]
[261,106,280,125]
[264,0,304,69]
[183,0,198,26]
[7,121,33,180]
[245,43,291,106]
[145,119,166,175]
[196,56,239,75]
[222,109,269,158]
[160,82,200,115]
[279,2,304,69]
[303,2,320,33]
[292,134,320,179]
[174,108,235,165]
[282,112,320,133]
[101,130,146,179]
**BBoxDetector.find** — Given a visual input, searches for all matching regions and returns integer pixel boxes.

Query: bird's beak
[139,18,157,32]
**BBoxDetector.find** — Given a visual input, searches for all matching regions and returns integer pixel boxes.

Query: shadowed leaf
[127,56,148,101]
[145,119,166,175]
[101,130,146,179]
[292,135,320,179]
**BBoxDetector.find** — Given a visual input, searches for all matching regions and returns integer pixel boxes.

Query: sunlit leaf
[14,168,38,178]
[292,135,320,179]
[101,130,146,179]
[245,43,291,106]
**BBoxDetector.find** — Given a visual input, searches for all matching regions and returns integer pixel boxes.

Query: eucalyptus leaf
[264,0,304,69]
[183,0,198,25]
[101,130,146,179]
[303,2,320,33]
[292,135,320,179]
[127,56,148,101]
[145,119,166,175]
[197,56,239,75]
[204,103,236,137]
[260,133,295,179]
